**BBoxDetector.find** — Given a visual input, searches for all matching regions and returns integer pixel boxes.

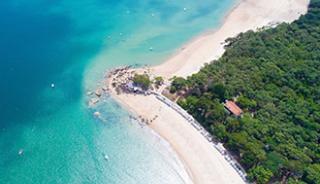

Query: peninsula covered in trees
[170,1,320,183]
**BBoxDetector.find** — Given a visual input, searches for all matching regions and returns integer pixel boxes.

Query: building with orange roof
[224,100,243,117]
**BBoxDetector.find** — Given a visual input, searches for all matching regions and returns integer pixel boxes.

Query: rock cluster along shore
[87,65,152,107]
[88,88,108,107]
[87,73,111,107]
[107,65,158,95]
[87,65,162,126]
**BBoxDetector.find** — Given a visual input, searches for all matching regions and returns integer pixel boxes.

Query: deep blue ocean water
[0,0,235,183]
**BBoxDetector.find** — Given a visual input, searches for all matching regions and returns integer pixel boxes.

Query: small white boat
[102,153,109,161]
[51,83,55,88]
[94,111,101,117]
[149,47,153,51]
[18,149,24,156]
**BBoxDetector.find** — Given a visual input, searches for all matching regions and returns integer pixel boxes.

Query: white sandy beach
[153,0,310,78]
[107,0,309,183]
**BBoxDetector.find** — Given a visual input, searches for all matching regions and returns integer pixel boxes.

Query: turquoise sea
[0,0,235,183]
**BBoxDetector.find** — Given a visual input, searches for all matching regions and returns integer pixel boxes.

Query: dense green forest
[170,1,320,183]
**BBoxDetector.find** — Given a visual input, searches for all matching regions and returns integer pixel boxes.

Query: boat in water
[18,149,24,156]
[102,153,109,161]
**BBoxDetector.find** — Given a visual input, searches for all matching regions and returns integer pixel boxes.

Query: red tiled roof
[224,100,243,116]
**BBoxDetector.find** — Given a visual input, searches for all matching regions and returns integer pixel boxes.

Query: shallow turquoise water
[0,0,235,183]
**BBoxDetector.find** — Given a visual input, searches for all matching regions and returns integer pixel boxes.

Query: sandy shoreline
[104,0,309,183]
[152,0,309,78]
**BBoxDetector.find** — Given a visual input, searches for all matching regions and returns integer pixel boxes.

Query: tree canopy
[154,76,164,88]
[171,1,320,183]
[133,74,151,90]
